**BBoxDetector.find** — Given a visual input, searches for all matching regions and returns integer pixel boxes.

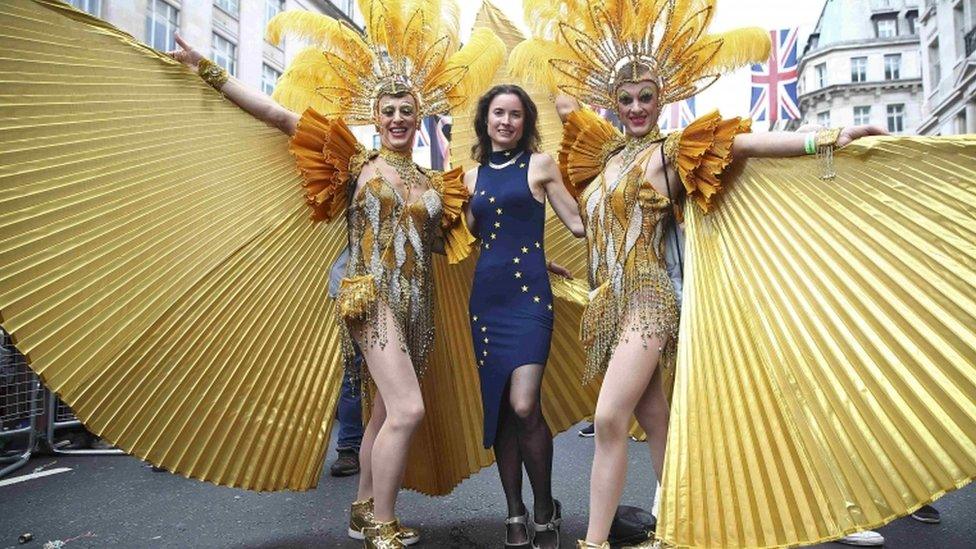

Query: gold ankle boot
[348,498,374,540]
[364,519,404,549]
[347,498,420,546]
[576,541,610,549]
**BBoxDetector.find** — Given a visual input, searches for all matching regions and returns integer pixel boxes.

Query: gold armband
[815,127,842,180]
[197,58,229,91]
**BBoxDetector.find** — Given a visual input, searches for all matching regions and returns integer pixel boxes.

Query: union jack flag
[659,97,696,130]
[420,115,451,170]
[415,118,432,148]
[750,28,800,123]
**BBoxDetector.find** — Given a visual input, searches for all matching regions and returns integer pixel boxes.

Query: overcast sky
[459,0,828,129]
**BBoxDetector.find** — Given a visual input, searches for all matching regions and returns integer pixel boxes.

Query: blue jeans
[336,353,364,452]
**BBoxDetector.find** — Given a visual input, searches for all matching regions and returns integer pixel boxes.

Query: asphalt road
[1,423,973,548]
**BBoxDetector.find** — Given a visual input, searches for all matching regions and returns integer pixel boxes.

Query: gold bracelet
[197,58,229,91]
[815,127,842,180]
[814,127,841,148]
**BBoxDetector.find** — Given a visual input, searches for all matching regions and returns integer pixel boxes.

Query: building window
[262,64,281,95]
[854,106,871,126]
[956,111,968,134]
[817,111,831,127]
[815,63,827,88]
[265,0,285,26]
[884,54,901,80]
[212,33,237,77]
[808,35,820,51]
[876,17,897,38]
[954,2,966,58]
[337,0,355,19]
[929,39,942,85]
[851,57,867,83]
[145,0,179,52]
[906,12,918,35]
[887,104,905,133]
[68,0,100,15]
[214,0,239,16]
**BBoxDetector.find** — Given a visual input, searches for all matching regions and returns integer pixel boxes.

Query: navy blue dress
[469,150,554,448]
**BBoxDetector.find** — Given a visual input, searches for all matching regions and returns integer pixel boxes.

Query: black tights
[493,363,554,521]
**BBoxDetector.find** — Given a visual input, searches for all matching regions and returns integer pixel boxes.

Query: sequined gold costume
[289,109,471,382]
[562,108,749,384]
[3,5,976,545]
[509,1,976,548]
[270,0,501,386]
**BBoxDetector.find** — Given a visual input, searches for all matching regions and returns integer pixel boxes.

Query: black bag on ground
[608,505,656,546]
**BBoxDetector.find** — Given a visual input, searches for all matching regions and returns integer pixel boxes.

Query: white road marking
[0,467,72,488]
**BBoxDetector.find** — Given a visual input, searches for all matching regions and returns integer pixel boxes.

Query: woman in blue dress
[463,85,585,549]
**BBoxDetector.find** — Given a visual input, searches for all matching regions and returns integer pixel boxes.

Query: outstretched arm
[168,34,300,136]
[732,125,888,158]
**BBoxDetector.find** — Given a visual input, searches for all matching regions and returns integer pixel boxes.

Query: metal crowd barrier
[0,330,42,478]
[46,392,124,456]
[0,329,124,479]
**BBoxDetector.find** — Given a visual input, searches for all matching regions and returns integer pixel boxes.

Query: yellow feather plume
[357,0,403,55]
[701,28,771,73]
[513,0,771,108]
[431,27,506,112]
[508,38,580,94]
[269,0,501,124]
[265,11,363,49]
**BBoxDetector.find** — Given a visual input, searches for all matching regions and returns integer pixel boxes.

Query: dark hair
[471,84,541,165]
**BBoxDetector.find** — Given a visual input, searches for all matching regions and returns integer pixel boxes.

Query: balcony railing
[967,26,976,57]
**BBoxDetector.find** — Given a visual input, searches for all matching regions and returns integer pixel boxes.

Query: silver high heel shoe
[532,499,562,549]
[505,511,532,548]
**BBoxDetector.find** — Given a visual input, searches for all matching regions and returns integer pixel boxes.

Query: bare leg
[350,307,425,522]
[356,391,386,500]
[633,367,669,482]
[584,335,663,545]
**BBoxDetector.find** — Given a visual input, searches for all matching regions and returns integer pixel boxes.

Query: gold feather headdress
[266,0,505,124]
[510,0,771,109]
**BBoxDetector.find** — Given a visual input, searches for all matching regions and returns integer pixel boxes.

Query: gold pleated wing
[659,137,976,547]
[557,108,622,197]
[0,0,349,491]
[0,0,571,495]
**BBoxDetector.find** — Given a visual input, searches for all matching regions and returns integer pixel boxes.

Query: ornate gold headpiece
[267,0,505,124]
[510,0,771,109]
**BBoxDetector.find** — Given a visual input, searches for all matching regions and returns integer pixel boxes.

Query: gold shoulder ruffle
[290,108,370,222]
[558,108,622,197]
[664,110,751,214]
[430,166,476,264]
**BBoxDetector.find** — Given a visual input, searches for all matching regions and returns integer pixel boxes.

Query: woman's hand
[166,34,205,71]
[837,125,888,147]
[547,260,573,279]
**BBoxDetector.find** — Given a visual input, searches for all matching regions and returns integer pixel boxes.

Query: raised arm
[732,125,888,158]
[534,153,585,237]
[555,94,580,124]
[168,34,299,136]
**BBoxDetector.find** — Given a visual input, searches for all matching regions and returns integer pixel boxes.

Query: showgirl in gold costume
[168,3,504,547]
[0,1,503,547]
[512,0,976,547]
